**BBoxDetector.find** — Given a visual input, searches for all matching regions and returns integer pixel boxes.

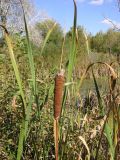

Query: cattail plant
[54,69,65,160]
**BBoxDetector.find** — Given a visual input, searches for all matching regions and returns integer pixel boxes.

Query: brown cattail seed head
[54,69,65,119]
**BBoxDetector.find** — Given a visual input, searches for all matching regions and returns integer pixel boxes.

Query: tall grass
[1,0,120,159]
[0,24,28,160]
[61,0,77,117]
[1,1,58,159]
[67,0,77,82]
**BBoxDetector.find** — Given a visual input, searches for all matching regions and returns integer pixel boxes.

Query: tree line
[0,0,120,64]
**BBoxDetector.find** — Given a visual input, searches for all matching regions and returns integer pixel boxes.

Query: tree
[90,29,120,56]
[104,29,120,54]
[0,0,35,32]
[66,26,89,58]
[0,0,44,46]
[36,19,63,57]
[90,31,105,52]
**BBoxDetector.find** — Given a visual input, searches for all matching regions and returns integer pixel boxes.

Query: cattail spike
[54,69,65,119]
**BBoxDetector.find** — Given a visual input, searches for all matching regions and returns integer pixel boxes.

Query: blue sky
[34,0,120,35]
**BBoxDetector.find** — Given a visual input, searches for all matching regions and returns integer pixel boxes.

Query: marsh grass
[1,0,120,159]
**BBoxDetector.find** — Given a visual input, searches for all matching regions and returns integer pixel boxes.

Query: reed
[61,0,77,121]
[54,70,65,160]
[1,0,120,159]
[0,24,28,160]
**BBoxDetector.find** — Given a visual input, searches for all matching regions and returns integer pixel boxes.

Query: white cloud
[76,0,113,5]
[101,18,120,29]
[90,0,104,5]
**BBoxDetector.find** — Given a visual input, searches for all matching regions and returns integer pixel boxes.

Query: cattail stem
[54,119,59,160]
[54,69,65,160]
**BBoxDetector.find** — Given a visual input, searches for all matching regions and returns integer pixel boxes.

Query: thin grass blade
[20,0,36,95]
[40,22,57,55]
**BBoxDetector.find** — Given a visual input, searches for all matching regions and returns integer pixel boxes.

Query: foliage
[91,29,120,55]
[1,0,120,160]
[36,19,63,58]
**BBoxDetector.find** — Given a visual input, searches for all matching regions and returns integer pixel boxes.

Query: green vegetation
[0,0,120,160]
[91,29,120,54]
